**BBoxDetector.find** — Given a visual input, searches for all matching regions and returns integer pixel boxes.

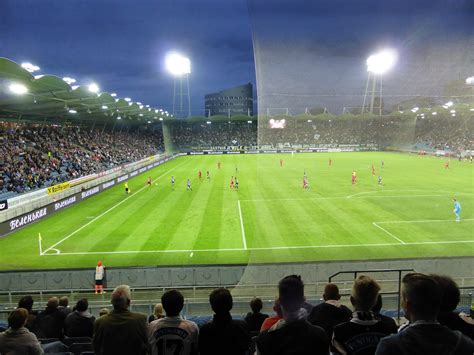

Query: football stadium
[0,0,473,354]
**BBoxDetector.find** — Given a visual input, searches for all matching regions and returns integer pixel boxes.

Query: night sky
[1,0,472,114]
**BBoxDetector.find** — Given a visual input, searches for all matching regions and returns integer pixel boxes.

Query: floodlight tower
[165,52,191,118]
[362,49,397,116]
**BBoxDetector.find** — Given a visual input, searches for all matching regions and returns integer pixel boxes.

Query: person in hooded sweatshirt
[308,283,352,338]
[376,273,474,355]
[65,298,95,337]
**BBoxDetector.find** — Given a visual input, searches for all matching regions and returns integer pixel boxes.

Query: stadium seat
[62,337,92,347]
[69,342,93,355]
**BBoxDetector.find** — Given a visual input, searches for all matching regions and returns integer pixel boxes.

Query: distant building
[205,83,253,117]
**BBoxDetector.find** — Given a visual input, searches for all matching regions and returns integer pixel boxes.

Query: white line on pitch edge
[41,161,187,255]
[375,218,474,224]
[372,222,406,244]
[237,200,248,250]
[39,239,474,256]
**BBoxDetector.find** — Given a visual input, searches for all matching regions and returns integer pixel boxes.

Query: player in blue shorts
[453,198,461,222]
[187,178,192,191]
[171,176,175,188]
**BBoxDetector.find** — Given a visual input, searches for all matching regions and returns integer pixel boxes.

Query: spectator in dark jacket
[0,308,43,355]
[372,294,398,330]
[199,288,250,355]
[35,297,66,339]
[308,283,352,338]
[58,296,72,317]
[245,298,269,333]
[18,295,38,333]
[65,298,95,338]
[256,275,329,355]
[430,274,474,340]
[376,273,474,355]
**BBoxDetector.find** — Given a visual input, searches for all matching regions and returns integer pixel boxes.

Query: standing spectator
[308,283,352,338]
[148,303,164,323]
[58,296,72,317]
[256,275,329,355]
[65,298,95,338]
[333,275,397,355]
[95,260,106,294]
[18,295,38,332]
[245,298,269,333]
[430,274,474,339]
[0,308,44,355]
[260,298,283,332]
[148,290,198,355]
[376,273,474,354]
[93,285,149,355]
[35,296,66,339]
[198,288,250,355]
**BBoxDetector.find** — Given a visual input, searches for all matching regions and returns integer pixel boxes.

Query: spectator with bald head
[308,283,352,338]
[35,296,66,339]
[93,285,149,355]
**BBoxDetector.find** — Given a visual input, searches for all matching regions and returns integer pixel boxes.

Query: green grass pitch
[0,152,473,270]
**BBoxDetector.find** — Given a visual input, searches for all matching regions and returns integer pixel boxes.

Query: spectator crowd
[0,122,164,196]
[0,272,473,354]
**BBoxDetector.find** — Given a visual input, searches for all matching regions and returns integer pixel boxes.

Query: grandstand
[1,0,474,352]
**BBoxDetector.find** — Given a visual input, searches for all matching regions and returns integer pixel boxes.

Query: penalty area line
[41,160,187,256]
[372,222,406,244]
[39,239,474,256]
[237,200,248,250]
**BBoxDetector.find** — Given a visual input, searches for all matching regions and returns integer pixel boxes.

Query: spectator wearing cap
[0,308,44,355]
[256,275,329,355]
[376,273,474,354]
[65,298,95,338]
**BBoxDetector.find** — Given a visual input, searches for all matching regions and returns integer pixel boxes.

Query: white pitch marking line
[375,218,474,224]
[372,222,406,244]
[41,161,187,255]
[237,200,248,250]
[39,239,474,256]
[346,189,426,199]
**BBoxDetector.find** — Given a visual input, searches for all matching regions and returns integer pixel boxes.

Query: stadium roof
[0,57,170,125]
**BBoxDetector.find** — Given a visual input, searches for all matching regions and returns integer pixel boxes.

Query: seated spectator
[148,290,198,354]
[430,274,474,339]
[245,297,269,333]
[0,308,44,355]
[18,295,38,332]
[308,283,352,338]
[260,298,283,332]
[372,294,397,330]
[93,285,149,355]
[198,288,250,355]
[333,275,397,355]
[64,298,95,338]
[35,296,66,339]
[148,303,164,323]
[58,296,72,317]
[376,273,474,354]
[256,275,329,355]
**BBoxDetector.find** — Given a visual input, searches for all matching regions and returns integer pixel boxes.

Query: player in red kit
[352,170,357,185]
[445,161,449,169]
[230,176,235,190]
[303,175,309,189]
[217,161,221,169]
[372,164,376,176]
[198,170,202,180]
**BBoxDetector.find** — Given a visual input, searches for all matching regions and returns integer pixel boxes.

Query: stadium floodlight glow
[71,85,79,90]
[147,121,151,124]
[165,52,191,76]
[206,121,211,124]
[155,109,159,113]
[158,117,163,121]
[445,101,453,107]
[450,109,456,113]
[466,76,474,85]
[451,113,456,117]
[432,112,437,115]
[139,105,144,109]
[117,116,122,120]
[136,102,142,105]
[63,77,76,85]
[128,102,133,106]
[139,113,144,117]
[366,49,397,75]
[110,93,117,97]
[145,104,150,107]
[68,109,77,114]
[247,120,252,124]
[101,105,108,110]
[124,97,131,102]
[21,62,40,73]
[87,83,99,93]
[34,75,44,79]
[470,108,474,111]
[307,119,312,123]
[411,107,419,113]
[8,83,28,95]
[165,112,169,116]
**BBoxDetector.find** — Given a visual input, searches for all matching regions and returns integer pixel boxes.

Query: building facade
[205,83,253,117]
